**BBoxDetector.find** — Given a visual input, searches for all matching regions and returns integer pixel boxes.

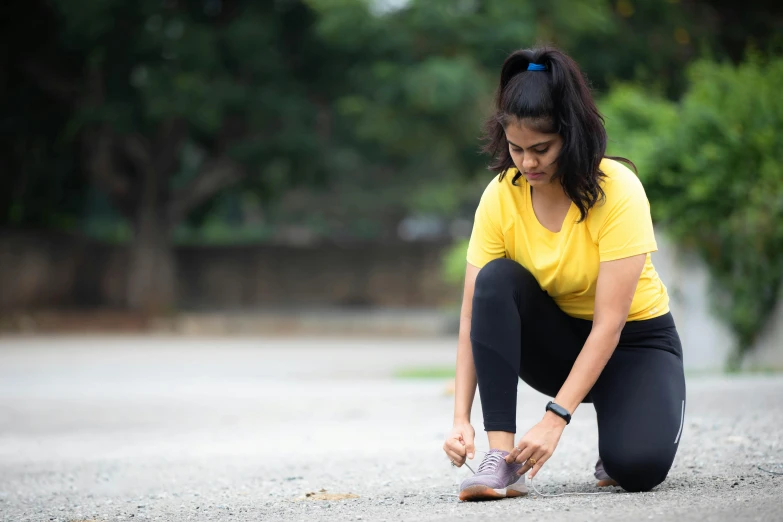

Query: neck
[531,180,569,203]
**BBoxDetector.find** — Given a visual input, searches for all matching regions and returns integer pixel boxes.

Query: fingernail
[468,453,474,459]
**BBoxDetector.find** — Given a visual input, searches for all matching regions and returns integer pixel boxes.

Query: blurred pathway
[0,336,781,521]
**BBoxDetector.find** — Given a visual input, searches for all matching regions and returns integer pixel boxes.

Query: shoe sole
[459,484,528,502]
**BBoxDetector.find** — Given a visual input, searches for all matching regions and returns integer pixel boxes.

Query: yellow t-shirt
[466,158,669,321]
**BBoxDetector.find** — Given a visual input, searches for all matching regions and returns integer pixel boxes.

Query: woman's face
[504,119,563,187]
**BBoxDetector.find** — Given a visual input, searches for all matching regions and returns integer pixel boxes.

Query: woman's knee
[474,258,536,301]
[601,450,673,492]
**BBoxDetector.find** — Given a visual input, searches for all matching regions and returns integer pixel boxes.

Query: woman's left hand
[504,413,567,478]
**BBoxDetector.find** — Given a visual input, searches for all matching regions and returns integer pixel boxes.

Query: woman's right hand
[443,422,475,467]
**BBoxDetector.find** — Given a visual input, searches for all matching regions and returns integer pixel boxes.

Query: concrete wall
[651,234,735,371]
[740,292,783,371]
[1,229,781,370]
[653,231,783,371]
[0,231,456,312]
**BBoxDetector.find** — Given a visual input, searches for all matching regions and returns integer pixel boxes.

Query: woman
[442,46,686,501]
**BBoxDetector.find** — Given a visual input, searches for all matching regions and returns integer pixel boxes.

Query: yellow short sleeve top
[466,158,669,321]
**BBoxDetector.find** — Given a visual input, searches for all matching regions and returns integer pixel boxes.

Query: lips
[525,172,545,179]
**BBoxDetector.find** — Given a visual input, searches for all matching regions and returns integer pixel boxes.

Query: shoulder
[598,158,647,199]
[585,159,650,232]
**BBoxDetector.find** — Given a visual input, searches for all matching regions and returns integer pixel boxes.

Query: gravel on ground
[0,336,781,522]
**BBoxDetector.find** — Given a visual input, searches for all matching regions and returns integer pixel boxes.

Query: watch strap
[546,401,572,425]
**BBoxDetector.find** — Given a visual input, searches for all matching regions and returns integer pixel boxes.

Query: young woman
[442,47,686,501]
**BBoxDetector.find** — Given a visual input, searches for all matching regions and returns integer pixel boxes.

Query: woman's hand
[443,422,475,467]
[505,413,566,478]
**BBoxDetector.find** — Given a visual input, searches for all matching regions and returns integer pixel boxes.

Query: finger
[517,448,546,476]
[514,444,538,465]
[528,452,552,479]
[444,441,466,463]
[448,454,465,466]
[450,438,467,457]
[506,442,531,463]
[505,442,525,463]
[443,442,463,462]
[445,447,465,466]
[463,433,476,460]
[447,434,466,450]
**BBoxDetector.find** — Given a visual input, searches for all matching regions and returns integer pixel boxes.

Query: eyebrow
[506,139,552,150]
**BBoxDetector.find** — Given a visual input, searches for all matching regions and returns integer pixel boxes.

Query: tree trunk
[126,208,175,313]
[124,132,175,314]
[82,123,244,314]
[123,156,246,314]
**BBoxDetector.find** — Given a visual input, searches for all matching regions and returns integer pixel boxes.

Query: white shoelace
[476,451,504,473]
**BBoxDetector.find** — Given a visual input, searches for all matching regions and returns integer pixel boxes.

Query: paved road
[0,336,781,522]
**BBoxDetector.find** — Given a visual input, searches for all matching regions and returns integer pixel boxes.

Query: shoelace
[476,451,504,473]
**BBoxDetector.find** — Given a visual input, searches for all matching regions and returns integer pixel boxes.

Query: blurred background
[1,0,782,371]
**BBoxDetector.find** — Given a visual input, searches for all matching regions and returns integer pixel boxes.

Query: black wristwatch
[545,401,572,425]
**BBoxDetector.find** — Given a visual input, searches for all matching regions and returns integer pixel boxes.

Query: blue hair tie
[527,63,546,71]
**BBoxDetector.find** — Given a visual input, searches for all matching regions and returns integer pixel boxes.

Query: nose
[522,153,538,171]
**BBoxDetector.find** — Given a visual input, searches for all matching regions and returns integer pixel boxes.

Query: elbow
[591,318,625,345]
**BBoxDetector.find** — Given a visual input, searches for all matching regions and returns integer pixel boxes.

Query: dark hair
[482,46,634,221]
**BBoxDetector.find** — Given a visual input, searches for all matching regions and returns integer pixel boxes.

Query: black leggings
[471,258,686,492]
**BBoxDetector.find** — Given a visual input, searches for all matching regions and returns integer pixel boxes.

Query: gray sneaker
[595,457,618,487]
[459,449,528,501]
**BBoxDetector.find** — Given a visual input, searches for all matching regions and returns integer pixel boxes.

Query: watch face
[547,402,571,422]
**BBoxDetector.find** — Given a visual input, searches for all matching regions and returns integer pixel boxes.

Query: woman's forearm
[454,314,477,423]
[453,264,480,424]
[553,256,646,418]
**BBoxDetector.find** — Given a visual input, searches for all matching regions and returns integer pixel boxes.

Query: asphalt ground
[1,336,781,521]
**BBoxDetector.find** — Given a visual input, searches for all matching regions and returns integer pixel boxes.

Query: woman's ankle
[487,431,516,452]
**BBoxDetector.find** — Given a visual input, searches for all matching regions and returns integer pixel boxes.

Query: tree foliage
[3,0,355,310]
[2,0,782,321]
[602,56,783,365]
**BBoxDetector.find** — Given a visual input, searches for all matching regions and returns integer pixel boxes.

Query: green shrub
[442,238,470,287]
[602,56,783,368]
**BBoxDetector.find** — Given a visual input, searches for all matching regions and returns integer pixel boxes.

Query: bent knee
[474,258,535,296]
[602,452,672,492]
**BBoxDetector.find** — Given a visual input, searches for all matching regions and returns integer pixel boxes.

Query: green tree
[602,56,783,367]
[0,0,88,231]
[15,0,350,311]
[6,0,780,317]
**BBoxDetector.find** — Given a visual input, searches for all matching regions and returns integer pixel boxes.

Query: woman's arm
[453,263,481,424]
[507,253,648,475]
[446,177,503,466]
[443,262,481,466]
[552,253,647,417]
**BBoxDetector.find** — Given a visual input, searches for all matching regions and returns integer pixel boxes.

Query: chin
[526,175,553,186]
